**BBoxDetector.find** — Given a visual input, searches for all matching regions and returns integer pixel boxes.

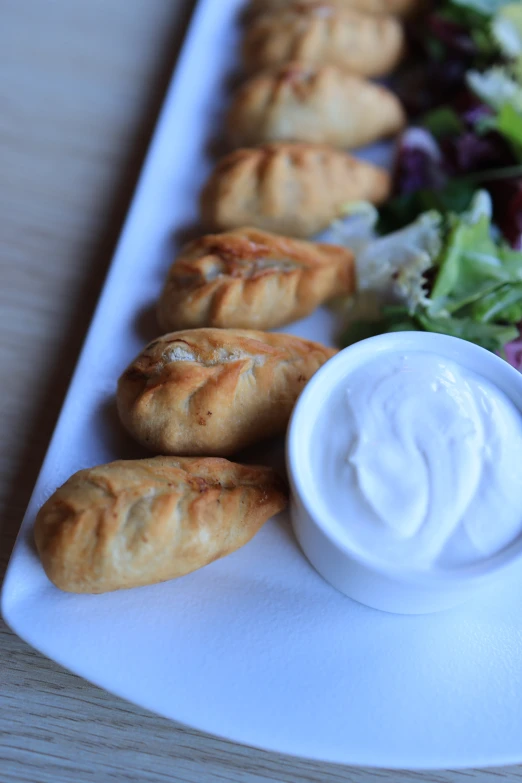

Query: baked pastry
[243,4,405,77]
[200,143,390,237]
[34,456,288,593]
[247,0,420,17]
[117,328,336,455]
[157,227,355,331]
[227,62,406,148]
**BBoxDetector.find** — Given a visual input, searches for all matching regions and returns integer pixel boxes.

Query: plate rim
[3,0,522,771]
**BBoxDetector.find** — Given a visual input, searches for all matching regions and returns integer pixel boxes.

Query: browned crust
[34,456,288,593]
[200,143,391,237]
[117,328,337,456]
[157,227,355,331]
[243,4,405,76]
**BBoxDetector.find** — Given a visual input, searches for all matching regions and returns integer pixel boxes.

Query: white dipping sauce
[314,351,522,569]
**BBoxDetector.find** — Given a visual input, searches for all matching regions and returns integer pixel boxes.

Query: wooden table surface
[0,2,521,781]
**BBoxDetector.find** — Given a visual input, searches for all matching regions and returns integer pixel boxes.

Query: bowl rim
[286,332,522,587]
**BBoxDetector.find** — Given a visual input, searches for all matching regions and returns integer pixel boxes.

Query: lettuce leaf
[492,3,522,59]
[421,107,465,139]
[377,181,476,234]
[342,306,518,354]
[466,65,522,160]
[467,66,522,113]
[315,202,378,254]
[415,311,518,352]
[429,193,511,311]
[452,0,514,15]
[467,280,522,320]
[342,190,522,360]
[356,211,442,311]
[428,192,522,315]
[496,102,522,158]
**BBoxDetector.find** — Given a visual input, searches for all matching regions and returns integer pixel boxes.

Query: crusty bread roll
[34,456,288,593]
[247,0,420,17]
[157,227,355,332]
[227,62,405,149]
[117,329,336,456]
[200,143,390,238]
[243,4,405,77]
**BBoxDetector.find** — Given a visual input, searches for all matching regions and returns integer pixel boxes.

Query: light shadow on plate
[230,437,291,539]
[237,1,255,27]
[135,301,161,344]
[233,436,287,479]
[172,222,205,250]
[96,398,150,462]
[23,524,39,560]
[205,129,231,161]
[204,65,245,160]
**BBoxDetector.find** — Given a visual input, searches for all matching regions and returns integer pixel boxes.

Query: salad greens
[466,64,522,160]
[452,0,514,13]
[492,2,522,62]
[342,193,522,357]
[378,178,477,234]
[342,0,522,367]
[386,0,522,240]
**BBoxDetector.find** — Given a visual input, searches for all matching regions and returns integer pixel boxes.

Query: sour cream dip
[287,332,522,613]
[314,352,522,570]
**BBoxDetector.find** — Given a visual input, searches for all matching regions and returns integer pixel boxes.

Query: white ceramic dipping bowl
[286,332,522,614]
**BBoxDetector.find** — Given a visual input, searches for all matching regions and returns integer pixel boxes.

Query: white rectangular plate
[3,0,522,770]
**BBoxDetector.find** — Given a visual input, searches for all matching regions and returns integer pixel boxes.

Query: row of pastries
[34,0,414,593]
[200,0,415,237]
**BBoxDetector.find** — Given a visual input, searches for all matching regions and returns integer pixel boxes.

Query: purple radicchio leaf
[428,14,477,56]
[394,59,471,117]
[504,330,522,370]
[394,128,448,195]
[442,130,514,176]
[450,90,495,126]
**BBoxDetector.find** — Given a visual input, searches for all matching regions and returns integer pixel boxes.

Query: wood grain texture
[0,1,520,781]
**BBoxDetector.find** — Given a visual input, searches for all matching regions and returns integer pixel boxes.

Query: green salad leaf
[492,2,522,59]
[421,108,465,140]
[377,181,476,234]
[496,102,522,158]
[342,191,522,356]
[466,65,522,158]
[428,193,516,313]
[451,0,514,15]
[467,281,522,321]
[356,211,442,311]
[415,311,518,352]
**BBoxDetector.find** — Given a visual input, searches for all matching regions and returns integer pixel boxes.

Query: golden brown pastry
[247,0,420,17]
[157,227,355,331]
[227,62,406,148]
[34,456,288,594]
[243,4,405,77]
[117,329,336,456]
[200,143,390,238]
